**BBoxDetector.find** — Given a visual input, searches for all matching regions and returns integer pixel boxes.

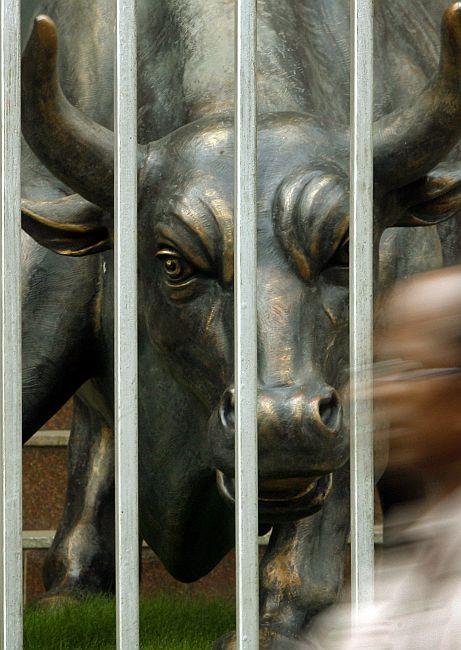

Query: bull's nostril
[219,388,235,430]
[318,391,341,433]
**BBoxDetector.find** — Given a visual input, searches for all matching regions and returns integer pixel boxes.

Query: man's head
[375,266,461,480]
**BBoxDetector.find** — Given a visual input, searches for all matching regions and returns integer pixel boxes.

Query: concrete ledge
[22,531,274,550]
[22,531,272,549]
[23,528,383,550]
[25,430,70,447]
[23,530,56,549]
[22,530,148,550]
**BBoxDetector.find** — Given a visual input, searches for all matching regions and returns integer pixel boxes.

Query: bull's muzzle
[219,384,343,438]
[209,383,348,521]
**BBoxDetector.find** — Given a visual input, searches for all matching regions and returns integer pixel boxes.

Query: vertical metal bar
[114,1,139,648]
[234,0,258,648]
[0,0,22,647]
[350,0,374,618]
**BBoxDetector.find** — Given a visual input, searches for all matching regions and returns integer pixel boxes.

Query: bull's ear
[393,162,461,227]
[21,194,112,256]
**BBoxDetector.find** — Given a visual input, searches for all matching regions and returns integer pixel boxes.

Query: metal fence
[0,0,375,647]
[0,0,22,647]
[350,0,374,616]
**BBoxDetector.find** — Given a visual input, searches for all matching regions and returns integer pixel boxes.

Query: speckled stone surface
[24,550,47,604]
[22,446,67,530]
[24,397,72,532]
[42,399,73,430]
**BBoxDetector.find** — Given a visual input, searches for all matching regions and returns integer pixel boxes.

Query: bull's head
[21,5,461,523]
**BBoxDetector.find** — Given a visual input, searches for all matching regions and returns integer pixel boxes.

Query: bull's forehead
[150,112,338,182]
[144,113,348,281]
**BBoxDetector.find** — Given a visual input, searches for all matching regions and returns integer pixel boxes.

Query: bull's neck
[139,0,445,141]
[140,0,311,137]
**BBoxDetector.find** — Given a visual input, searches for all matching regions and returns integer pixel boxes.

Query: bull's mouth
[216,470,333,523]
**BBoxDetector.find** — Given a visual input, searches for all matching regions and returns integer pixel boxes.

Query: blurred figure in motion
[304,265,461,649]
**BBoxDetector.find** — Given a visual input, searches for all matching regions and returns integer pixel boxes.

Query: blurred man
[304,265,461,649]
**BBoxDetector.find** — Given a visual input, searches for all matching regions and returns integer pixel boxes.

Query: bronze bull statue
[20,0,461,646]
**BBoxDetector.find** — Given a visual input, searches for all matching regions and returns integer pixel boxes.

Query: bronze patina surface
[19,1,461,646]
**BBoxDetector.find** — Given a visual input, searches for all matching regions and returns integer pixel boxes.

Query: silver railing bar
[114,1,139,648]
[0,0,22,647]
[234,0,259,647]
[349,0,375,617]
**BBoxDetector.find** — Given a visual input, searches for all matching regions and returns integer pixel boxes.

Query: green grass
[24,594,235,649]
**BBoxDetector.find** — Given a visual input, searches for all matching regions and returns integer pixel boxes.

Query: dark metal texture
[19,1,461,646]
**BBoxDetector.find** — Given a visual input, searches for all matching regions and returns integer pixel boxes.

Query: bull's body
[20,1,461,645]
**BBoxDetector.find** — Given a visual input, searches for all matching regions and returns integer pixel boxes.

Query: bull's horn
[374,2,461,189]
[22,15,144,209]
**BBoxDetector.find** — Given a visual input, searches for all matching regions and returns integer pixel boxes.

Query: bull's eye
[322,237,349,285]
[328,238,349,268]
[156,249,194,283]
